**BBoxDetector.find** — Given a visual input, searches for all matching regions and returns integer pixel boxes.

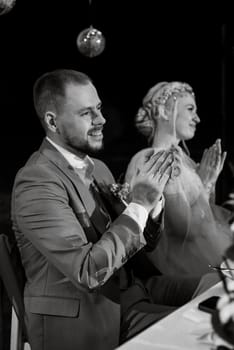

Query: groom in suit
[11,69,211,350]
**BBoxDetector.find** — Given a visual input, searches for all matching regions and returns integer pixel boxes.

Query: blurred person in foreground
[211,244,234,349]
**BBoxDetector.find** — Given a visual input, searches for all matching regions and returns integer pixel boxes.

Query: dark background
[0,4,233,197]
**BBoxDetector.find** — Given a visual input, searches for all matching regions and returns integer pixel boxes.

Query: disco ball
[0,0,16,16]
[77,26,105,58]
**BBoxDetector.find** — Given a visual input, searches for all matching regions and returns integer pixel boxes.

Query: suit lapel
[92,171,126,221]
[40,139,111,236]
[71,174,110,235]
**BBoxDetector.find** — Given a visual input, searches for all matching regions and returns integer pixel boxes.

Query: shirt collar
[46,137,94,174]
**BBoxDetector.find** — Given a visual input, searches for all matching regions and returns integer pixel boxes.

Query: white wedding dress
[126,147,233,277]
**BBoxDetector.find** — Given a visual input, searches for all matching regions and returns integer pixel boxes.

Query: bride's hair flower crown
[153,82,194,106]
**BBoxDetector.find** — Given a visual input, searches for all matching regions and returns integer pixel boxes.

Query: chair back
[0,234,28,343]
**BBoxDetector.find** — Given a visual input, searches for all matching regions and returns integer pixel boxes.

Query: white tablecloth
[117,282,225,349]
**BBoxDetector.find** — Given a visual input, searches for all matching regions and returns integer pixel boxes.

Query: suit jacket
[11,139,162,350]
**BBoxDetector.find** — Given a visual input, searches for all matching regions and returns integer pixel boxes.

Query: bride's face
[173,94,200,141]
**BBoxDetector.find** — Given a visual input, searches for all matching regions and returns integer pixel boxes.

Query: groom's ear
[44,111,57,132]
[158,105,169,121]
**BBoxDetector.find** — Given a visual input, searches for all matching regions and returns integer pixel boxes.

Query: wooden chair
[0,234,30,350]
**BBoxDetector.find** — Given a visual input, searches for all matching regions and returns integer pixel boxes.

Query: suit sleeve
[12,165,146,291]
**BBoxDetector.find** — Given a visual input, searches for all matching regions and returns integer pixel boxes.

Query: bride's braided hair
[135,81,194,144]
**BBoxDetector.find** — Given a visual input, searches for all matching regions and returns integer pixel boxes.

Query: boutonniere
[96,182,130,219]
[109,182,131,203]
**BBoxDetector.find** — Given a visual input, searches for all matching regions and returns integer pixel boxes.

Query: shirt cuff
[123,202,148,232]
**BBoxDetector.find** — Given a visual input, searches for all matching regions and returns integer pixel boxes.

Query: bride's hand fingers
[145,151,172,175]
[153,156,173,182]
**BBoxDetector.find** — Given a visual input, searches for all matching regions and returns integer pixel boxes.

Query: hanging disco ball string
[0,0,16,16]
[76,0,106,58]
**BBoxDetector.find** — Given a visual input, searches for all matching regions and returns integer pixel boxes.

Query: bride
[125,81,233,277]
